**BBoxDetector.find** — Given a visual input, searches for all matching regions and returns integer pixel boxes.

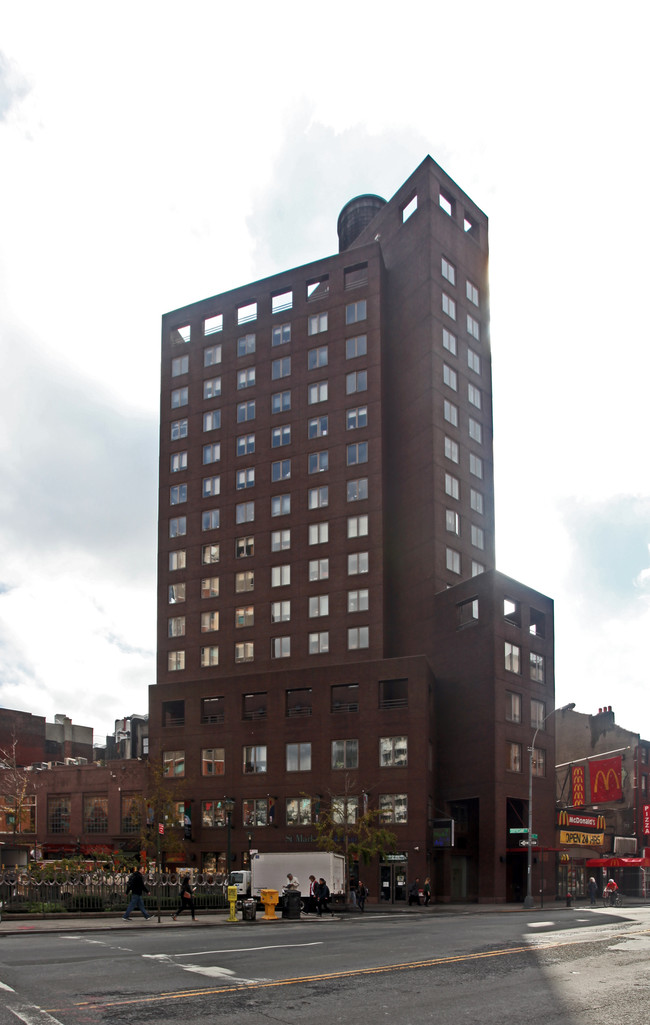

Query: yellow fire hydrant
[261,888,279,920]
[227,885,238,922]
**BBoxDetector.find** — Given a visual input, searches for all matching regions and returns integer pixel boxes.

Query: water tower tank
[337,194,386,252]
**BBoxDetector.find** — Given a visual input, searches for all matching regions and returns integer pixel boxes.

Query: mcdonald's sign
[571,765,586,806]
[589,756,622,803]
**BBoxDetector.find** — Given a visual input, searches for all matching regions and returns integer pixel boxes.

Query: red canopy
[585,856,650,868]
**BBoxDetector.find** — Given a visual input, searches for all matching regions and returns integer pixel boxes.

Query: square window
[506,691,522,723]
[201,576,220,598]
[439,188,454,216]
[530,652,545,683]
[235,605,254,628]
[272,635,291,659]
[168,582,186,603]
[348,586,370,615]
[457,597,479,626]
[444,437,459,463]
[309,594,329,617]
[379,736,408,767]
[308,381,328,404]
[168,651,185,672]
[309,631,329,654]
[443,364,457,391]
[442,328,457,355]
[271,458,291,482]
[168,615,185,638]
[272,390,291,414]
[346,370,367,395]
[309,558,329,581]
[202,543,220,565]
[344,262,368,290]
[271,564,291,587]
[505,642,521,674]
[236,501,255,523]
[471,524,484,549]
[286,797,313,825]
[446,547,460,574]
[286,742,311,771]
[202,475,220,498]
[171,387,188,408]
[469,418,482,444]
[472,560,485,576]
[466,280,480,306]
[309,485,329,509]
[467,349,481,374]
[308,312,328,334]
[171,418,188,440]
[272,356,291,380]
[163,749,185,776]
[446,509,460,535]
[348,626,369,650]
[467,314,480,341]
[347,478,368,502]
[236,434,255,456]
[202,508,220,531]
[531,698,546,728]
[348,551,369,575]
[331,739,358,770]
[203,409,221,431]
[443,400,458,426]
[169,550,186,571]
[506,741,522,773]
[271,529,291,552]
[271,600,291,623]
[271,424,291,447]
[445,473,459,500]
[169,516,186,538]
[308,345,328,370]
[170,484,187,505]
[470,488,484,514]
[272,321,291,345]
[242,798,268,826]
[203,442,221,465]
[235,535,254,558]
[237,333,256,357]
[271,494,291,517]
[468,383,481,409]
[346,334,367,359]
[347,442,368,466]
[470,453,483,479]
[201,747,225,775]
[243,745,266,772]
[347,514,368,538]
[235,641,255,663]
[346,406,368,430]
[237,400,256,422]
[201,610,219,632]
[235,571,254,592]
[442,293,456,320]
[346,300,367,325]
[308,415,328,439]
[203,377,221,400]
[236,467,255,489]
[237,367,256,390]
[308,521,329,545]
[379,794,407,824]
[441,256,456,285]
[204,344,222,367]
[308,451,329,474]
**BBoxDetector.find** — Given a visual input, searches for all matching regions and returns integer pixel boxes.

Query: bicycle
[602,889,623,908]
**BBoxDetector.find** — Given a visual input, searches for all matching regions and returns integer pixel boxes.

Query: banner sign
[589,756,623,803]
[557,811,606,830]
[560,830,604,847]
[571,765,586,806]
[643,805,650,835]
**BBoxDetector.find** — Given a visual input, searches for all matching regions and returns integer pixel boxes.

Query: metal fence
[0,870,229,916]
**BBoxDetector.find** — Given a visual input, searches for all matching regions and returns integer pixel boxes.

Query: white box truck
[243,852,345,899]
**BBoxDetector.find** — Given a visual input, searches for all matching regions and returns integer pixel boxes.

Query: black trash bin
[242,899,257,922]
[282,890,301,920]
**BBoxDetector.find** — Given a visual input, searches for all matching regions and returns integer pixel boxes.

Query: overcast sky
[1,2,649,743]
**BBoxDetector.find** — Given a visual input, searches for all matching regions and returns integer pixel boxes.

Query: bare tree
[0,734,38,838]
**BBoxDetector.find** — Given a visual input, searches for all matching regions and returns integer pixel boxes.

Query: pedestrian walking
[408,878,421,906]
[123,867,152,921]
[315,877,333,917]
[423,878,431,906]
[307,874,317,914]
[357,881,367,912]
[588,877,598,906]
[171,874,196,921]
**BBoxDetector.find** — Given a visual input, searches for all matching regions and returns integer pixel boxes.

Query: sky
[1,1,649,743]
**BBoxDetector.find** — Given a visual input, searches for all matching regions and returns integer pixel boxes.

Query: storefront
[585,854,650,899]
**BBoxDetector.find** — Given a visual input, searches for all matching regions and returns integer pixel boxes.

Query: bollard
[261,888,279,920]
[227,885,239,922]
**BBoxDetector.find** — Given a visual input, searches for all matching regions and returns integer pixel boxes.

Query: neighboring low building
[555,706,650,898]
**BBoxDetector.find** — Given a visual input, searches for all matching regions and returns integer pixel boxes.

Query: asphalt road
[0,907,649,1025]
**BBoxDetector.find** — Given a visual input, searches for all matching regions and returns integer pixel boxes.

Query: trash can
[282,890,301,920]
[242,899,257,922]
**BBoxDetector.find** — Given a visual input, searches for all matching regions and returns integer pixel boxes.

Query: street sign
[510,828,528,834]
[519,839,538,847]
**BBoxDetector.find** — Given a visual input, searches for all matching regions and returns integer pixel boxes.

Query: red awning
[585,856,650,868]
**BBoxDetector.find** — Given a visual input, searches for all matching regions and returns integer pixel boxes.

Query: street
[0,907,649,1025]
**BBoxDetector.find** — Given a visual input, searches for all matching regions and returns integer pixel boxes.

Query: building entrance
[380,857,407,902]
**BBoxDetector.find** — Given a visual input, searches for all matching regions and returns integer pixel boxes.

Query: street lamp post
[524,702,575,908]
[224,797,235,884]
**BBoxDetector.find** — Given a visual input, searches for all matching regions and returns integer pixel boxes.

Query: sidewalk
[0,900,615,936]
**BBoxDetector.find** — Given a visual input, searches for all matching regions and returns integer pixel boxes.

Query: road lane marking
[143,940,323,959]
[0,981,15,992]
[10,1003,67,1025]
[141,952,268,985]
[51,927,650,1014]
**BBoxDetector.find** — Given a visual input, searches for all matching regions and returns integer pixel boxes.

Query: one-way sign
[519,839,538,847]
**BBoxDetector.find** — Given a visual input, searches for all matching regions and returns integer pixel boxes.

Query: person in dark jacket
[357,881,368,912]
[123,867,152,921]
[315,877,333,917]
[172,875,196,921]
